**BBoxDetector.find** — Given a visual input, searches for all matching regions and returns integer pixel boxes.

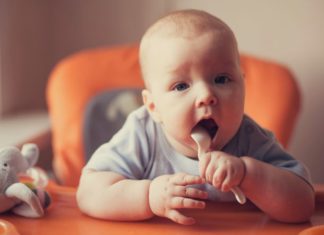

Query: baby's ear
[142,89,162,123]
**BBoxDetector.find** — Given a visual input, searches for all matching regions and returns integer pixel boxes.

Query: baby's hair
[139,9,238,87]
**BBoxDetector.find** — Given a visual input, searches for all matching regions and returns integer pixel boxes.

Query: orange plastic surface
[1,182,323,235]
[299,225,324,235]
[0,220,20,235]
[46,44,300,186]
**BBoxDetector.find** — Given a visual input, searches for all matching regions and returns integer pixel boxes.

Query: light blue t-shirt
[85,106,311,201]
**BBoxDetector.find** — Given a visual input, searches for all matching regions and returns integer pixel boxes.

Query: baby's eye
[173,83,189,91]
[214,75,230,84]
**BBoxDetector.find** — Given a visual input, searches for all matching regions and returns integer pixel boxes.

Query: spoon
[191,126,246,204]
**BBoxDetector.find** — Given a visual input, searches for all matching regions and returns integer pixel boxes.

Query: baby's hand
[149,173,208,225]
[199,151,245,192]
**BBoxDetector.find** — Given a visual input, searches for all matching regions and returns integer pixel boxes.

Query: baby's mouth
[193,118,218,140]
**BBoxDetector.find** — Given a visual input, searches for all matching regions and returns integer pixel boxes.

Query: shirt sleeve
[238,116,312,184]
[84,108,151,179]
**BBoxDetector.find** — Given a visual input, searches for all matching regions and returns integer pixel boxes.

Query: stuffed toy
[0,143,50,218]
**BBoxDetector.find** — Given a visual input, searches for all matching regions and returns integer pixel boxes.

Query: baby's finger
[198,152,211,178]
[171,173,205,186]
[205,160,218,183]
[221,172,235,192]
[166,209,196,225]
[170,197,206,209]
[212,168,227,189]
[173,186,208,199]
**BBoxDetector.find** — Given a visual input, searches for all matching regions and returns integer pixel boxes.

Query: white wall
[0,0,167,115]
[49,0,167,64]
[0,0,52,115]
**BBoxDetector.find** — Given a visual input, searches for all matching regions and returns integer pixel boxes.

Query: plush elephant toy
[0,144,50,218]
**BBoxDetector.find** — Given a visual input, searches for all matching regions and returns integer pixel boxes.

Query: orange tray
[1,182,324,235]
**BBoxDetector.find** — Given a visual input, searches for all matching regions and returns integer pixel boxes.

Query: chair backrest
[46,44,300,186]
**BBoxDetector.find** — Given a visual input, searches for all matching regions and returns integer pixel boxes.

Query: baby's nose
[196,85,217,107]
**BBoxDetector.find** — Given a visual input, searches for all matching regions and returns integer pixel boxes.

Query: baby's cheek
[168,120,188,138]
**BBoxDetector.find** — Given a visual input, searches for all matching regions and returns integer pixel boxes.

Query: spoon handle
[231,186,246,204]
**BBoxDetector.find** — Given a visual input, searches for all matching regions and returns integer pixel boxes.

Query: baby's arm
[240,156,315,223]
[199,152,314,222]
[77,169,152,220]
[77,169,208,225]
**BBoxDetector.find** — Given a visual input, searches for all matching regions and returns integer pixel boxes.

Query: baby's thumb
[198,152,210,179]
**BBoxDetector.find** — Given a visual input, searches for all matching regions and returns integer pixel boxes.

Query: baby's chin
[179,143,200,159]
[184,150,200,159]
[170,140,199,159]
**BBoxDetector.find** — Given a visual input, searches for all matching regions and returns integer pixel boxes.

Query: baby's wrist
[146,180,156,217]
[147,179,155,213]
[238,157,247,187]
[148,176,166,217]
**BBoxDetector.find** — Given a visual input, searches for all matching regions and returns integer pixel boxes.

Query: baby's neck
[163,130,198,159]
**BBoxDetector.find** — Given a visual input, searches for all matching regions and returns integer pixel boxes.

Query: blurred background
[0,0,323,183]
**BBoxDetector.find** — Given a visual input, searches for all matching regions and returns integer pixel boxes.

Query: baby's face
[142,31,244,157]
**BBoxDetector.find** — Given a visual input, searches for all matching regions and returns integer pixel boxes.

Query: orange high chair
[46,44,300,186]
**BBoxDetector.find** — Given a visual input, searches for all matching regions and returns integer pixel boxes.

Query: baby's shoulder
[127,106,154,127]
[239,115,274,139]
[125,106,159,140]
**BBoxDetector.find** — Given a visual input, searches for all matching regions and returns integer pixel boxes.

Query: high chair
[46,44,301,186]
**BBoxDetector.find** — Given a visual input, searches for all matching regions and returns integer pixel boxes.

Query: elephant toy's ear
[21,144,39,168]
[0,144,39,174]
[0,147,28,173]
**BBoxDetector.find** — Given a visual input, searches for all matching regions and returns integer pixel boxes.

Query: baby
[77,9,314,225]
